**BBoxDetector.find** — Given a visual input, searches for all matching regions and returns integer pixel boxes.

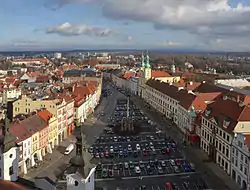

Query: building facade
[231,133,249,190]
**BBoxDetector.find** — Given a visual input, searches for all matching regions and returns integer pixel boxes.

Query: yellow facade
[48,116,58,148]
[12,96,65,117]
[155,76,181,83]
[31,132,39,154]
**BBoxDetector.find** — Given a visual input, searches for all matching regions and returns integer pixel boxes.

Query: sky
[1,0,250,51]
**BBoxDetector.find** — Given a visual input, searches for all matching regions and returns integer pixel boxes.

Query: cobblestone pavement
[130,94,240,190]
[23,135,76,181]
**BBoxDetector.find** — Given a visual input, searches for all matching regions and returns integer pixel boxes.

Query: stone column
[31,155,35,167]
[23,160,27,174]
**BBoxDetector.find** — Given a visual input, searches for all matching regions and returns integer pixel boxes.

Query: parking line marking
[151,186,154,190]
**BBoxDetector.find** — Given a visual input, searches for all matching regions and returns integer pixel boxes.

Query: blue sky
[0,0,250,51]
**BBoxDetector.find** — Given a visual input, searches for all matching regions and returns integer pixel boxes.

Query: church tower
[0,116,19,181]
[144,54,151,79]
[140,52,145,70]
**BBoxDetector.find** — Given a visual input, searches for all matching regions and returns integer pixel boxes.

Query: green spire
[141,53,145,68]
[145,54,151,68]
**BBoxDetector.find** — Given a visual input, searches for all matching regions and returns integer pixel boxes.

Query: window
[245,157,248,164]
[226,149,229,158]
[241,154,244,161]
[9,166,13,175]
[236,160,238,167]
[240,164,243,171]
[244,168,247,175]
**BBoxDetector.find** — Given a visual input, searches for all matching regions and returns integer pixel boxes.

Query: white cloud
[45,22,115,37]
[160,41,182,46]
[47,0,250,50]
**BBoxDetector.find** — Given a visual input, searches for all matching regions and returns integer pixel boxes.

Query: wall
[215,79,250,87]
[0,147,19,181]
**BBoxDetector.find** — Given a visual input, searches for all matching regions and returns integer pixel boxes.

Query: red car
[175,159,181,166]
[165,182,172,190]
[166,148,170,153]
[105,151,109,158]
[143,150,148,156]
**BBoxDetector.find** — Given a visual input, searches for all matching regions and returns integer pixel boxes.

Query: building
[70,81,99,126]
[62,69,102,85]
[54,53,62,59]
[231,133,249,190]
[200,94,250,175]
[11,94,73,144]
[145,78,206,143]
[0,117,19,181]
[1,84,22,104]
[38,110,58,150]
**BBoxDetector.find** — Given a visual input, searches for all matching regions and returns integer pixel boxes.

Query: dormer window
[205,108,212,116]
[223,118,231,128]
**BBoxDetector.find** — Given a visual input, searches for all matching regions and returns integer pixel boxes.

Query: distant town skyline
[1,0,250,51]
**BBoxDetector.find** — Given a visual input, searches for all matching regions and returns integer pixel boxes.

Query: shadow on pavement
[56,145,67,154]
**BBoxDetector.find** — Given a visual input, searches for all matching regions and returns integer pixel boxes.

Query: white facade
[200,116,232,174]
[2,87,22,104]
[215,79,250,87]
[231,133,249,190]
[67,167,96,190]
[145,85,179,123]
[0,146,19,181]
[20,73,36,83]
[54,53,62,59]
[22,138,32,174]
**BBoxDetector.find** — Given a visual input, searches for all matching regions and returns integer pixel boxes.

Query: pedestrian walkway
[131,95,240,190]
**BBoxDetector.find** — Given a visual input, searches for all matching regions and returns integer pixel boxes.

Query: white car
[135,166,141,174]
[136,144,141,151]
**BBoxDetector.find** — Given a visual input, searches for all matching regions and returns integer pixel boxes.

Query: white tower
[0,116,19,181]
[54,53,62,59]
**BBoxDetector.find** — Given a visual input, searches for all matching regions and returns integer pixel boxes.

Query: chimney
[237,95,240,102]
[202,81,206,83]
[189,81,193,85]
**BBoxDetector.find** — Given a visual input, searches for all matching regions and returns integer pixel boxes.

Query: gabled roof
[203,96,250,133]
[146,79,206,111]
[151,70,171,78]
[193,82,227,93]
[37,110,53,123]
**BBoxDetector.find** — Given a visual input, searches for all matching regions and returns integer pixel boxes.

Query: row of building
[0,75,102,180]
[105,54,250,190]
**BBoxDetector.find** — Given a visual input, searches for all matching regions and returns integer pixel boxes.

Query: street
[92,84,208,190]
[23,81,240,190]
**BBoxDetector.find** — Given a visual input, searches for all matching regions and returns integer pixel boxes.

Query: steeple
[70,132,85,168]
[145,54,151,68]
[141,52,145,68]
[2,115,17,153]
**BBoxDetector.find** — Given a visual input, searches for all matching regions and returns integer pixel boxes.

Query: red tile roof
[5,77,16,83]
[173,81,201,91]
[244,134,250,149]
[151,70,171,78]
[35,75,50,83]
[203,96,250,133]
[37,110,53,123]
[27,72,39,77]
[0,180,31,190]
[146,79,206,111]
[196,92,222,102]
[193,82,228,93]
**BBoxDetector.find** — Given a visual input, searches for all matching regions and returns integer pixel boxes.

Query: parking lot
[94,89,209,190]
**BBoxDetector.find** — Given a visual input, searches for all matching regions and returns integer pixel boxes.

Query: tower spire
[2,115,17,153]
[141,52,145,68]
[145,53,151,68]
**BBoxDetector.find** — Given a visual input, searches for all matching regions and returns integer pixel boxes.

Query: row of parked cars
[89,140,178,159]
[96,159,195,178]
